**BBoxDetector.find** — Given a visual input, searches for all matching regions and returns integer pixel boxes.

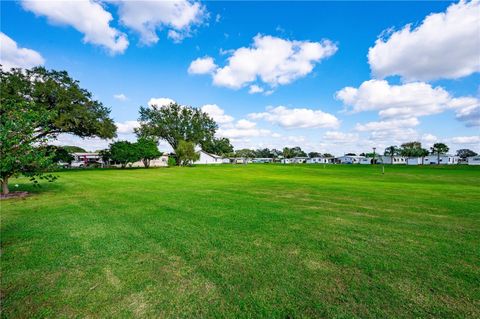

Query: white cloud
[454,100,480,127]
[148,97,176,107]
[249,106,340,129]
[21,0,129,55]
[201,104,234,124]
[336,79,477,120]
[113,93,128,101]
[448,135,480,144]
[113,0,206,45]
[217,120,272,139]
[248,85,264,94]
[116,120,139,134]
[0,32,45,70]
[368,0,480,82]
[188,57,217,74]
[235,119,256,129]
[421,133,438,143]
[355,117,420,132]
[190,34,337,90]
[323,131,359,143]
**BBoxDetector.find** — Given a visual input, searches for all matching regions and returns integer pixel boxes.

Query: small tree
[175,140,199,166]
[45,146,74,165]
[308,152,321,158]
[430,143,449,165]
[135,137,161,168]
[384,145,400,164]
[109,141,141,168]
[456,149,477,160]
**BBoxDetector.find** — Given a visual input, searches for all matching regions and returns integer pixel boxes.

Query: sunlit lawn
[2,164,479,318]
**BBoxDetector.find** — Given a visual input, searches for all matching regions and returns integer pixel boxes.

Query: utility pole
[372,147,376,165]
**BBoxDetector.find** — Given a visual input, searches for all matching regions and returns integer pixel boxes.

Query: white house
[130,154,169,167]
[194,150,223,165]
[406,157,424,165]
[424,155,459,165]
[467,156,480,165]
[281,158,293,164]
[292,157,309,164]
[306,157,332,164]
[336,155,366,164]
[381,156,407,164]
[359,158,372,165]
[252,158,273,163]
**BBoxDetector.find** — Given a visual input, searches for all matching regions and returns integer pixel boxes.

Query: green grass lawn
[1,164,479,318]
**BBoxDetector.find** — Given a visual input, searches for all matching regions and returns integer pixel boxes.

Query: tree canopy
[456,149,477,159]
[136,137,161,168]
[431,143,450,165]
[109,141,141,168]
[175,140,199,166]
[136,102,217,164]
[0,67,116,194]
[201,137,233,156]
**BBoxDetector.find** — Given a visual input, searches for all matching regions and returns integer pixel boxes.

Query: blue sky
[1,0,479,154]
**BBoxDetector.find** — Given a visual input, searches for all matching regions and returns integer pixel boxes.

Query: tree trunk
[143,159,150,168]
[1,177,9,195]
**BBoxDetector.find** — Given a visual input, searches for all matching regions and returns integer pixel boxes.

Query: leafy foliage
[62,145,87,153]
[109,141,141,168]
[136,102,217,164]
[456,149,477,159]
[175,140,199,166]
[136,137,161,168]
[0,66,116,194]
[283,147,307,159]
[431,143,450,165]
[201,137,233,156]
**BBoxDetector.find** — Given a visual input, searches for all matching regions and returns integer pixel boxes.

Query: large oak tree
[136,102,217,165]
[0,67,116,194]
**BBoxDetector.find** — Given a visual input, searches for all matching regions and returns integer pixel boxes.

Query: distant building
[281,158,293,164]
[252,158,274,163]
[336,155,366,164]
[130,154,169,167]
[381,156,407,165]
[194,150,223,165]
[71,152,103,168]
[359,158,372,165]
[467,156,480,165]
[306,157,332,164]
[406,157,424,165]
[424,155,459,165]
[292,157,309,164]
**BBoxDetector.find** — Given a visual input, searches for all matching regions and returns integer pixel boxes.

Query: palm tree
[430,143,449,165]
[384,145,399,164]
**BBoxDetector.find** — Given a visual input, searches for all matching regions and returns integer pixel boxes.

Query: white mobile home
[252,158,273,163]
[71,152,103,168]
[194,150,223,165]
[336,155,365,164]
[359,158,372,165]
[381,156,407,165]
[424,155,459,165]
[292,157,309,164]
[467,156,480,165]
[281,158,293,164]
[306,157,329,164]
[406,157,424,165]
